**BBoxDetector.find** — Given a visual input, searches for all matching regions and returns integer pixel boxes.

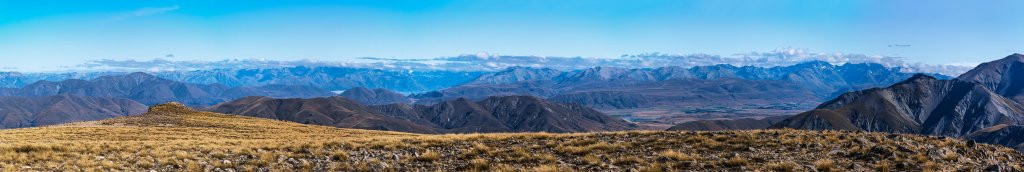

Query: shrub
[416,150,441,162]
[331,150,349,161]
[723,156,747,167]
[873,161,891,172]
[766,162,799,172]
[814,159,835,171]
[613,156,643,166]
[470,158,489,170]
[659,150,695,161]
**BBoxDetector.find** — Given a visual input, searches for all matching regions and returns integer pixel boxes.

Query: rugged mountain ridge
[0,71,122,88]
[469,61,938,95]
[154,66,485,92]
[207,95,636,133]
[466,66,564,85]
[0,67,485,93]
[415,61,941,109]
[771,74,1024,137]
[772,54,1024,150]
[204,96,440,133]
[463,96,636,132]
[957,53,1024,104]
[0,72,336,106]
[416,77,820,108]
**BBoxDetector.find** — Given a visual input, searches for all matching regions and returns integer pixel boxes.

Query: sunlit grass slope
[0,103,1021,171]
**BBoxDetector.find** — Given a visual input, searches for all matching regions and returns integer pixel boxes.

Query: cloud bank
[73,48,976,76]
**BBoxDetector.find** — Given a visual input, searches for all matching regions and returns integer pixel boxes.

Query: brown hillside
[0,103,1020,171]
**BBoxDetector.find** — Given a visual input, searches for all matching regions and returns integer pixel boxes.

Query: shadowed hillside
[203,96,442,133]
[0,95,147,129]
[668,116,791,131]
[206,95,636,133]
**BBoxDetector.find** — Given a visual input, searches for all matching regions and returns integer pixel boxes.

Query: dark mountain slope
[768,109,859,131]
[965,124,1024,151]
[548,91,652,109]
[771,74,1024,137]
[958,53,1024,104]
[365,103,441,127]
[204,96,440,133]
[385,96,636,133]
[402,97,508,133]
[207,95,635,133]
[770,54,1024,151]
[667,115,791,131]
[0,95,147,128]
[474,96,636,132]
[384,96,636,133]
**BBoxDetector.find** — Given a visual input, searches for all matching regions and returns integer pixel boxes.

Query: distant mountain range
[338,87,411,105]
[0,59,984,138]
[152,67,486,93]
[73,49,974,76]
[2,59,950,95]
[207,95,636,133]
[0,95,147,129]
[0,72,336,106]
[413,61,946,110]
[0,67,485,93]
[772,54,1024,151]
[0,71,122,88]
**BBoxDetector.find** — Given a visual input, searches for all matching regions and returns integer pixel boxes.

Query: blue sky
[0,0,1022,72]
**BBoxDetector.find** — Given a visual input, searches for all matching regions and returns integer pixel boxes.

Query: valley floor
[601,102,812,130]
[0,103,1020,171]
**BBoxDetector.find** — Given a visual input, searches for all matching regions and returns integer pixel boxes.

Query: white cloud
[111,5,180,21]
[132,5,180,16]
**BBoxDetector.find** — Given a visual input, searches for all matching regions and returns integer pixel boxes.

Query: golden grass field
[0,103,1021,171]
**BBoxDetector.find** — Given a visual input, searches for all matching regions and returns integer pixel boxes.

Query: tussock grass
[0,103,1020,171]
[814,159,836,171]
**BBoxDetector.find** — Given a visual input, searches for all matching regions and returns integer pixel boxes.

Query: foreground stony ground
[0,103,1021,171]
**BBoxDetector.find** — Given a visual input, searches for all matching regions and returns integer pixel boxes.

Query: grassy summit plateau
[0,103,1020,171]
